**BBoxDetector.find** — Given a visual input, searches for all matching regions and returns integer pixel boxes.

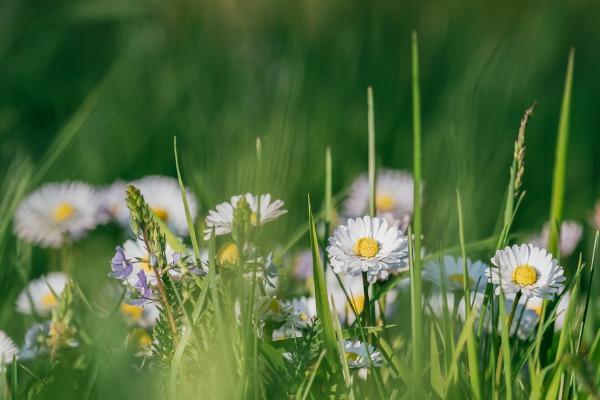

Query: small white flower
[423,256,488,292]
[530,220,583,258]
[344,169,415,231]
[14,182,102,247]
[343,340,383,369]
[204,193,286,239]
[327,216,408,283]
[127,176,198,236]
[120,301,159,328]
[97,180,128,224]
[16,272,69,316]
[487,244,565,299]
[0,331,19,371]
[283,297,317,329]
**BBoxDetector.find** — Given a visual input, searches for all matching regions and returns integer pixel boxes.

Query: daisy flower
[120,301,159,328]
[343,340,383,369]
[126,329,154,358]
[283,297,317,329]
[14,182,102,247]
[204,193,287,239]
[530,220,583,258]
[126,176,198,236]
[343,169,415,231]
[16,272,69,316]
[423,256,488,292]
[327,216,408,283]
[258,296,292,324]
[487,244,565,299]
[0,331,19,371]
[97,180,128,224]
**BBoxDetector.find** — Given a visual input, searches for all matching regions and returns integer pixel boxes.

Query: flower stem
[495,292,521,386]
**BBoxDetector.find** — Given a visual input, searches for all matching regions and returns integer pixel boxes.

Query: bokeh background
[1,0,599,397]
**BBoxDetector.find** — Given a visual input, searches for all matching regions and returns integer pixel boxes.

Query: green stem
[495,292,521,386]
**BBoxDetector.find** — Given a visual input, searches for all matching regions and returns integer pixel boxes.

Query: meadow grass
[1,2,600,398]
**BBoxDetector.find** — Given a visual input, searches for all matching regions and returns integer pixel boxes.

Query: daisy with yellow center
[423,256,488,292]
[16,272,69,316]
[487,243,565,299]
[127,176,199,236]
[120,301,159,328]
[343,340,383,369]
[119,238,180,286]
[204,193,287,239]
[283,297,317,329]
[14,182,102,248]
[327,216,408,283]
[343,169,416,231]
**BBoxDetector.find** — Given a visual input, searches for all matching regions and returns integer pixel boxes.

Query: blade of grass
[547,48,575,255]
[173,136,201,263]
[410,30,424,391]
[308,195,339,369]
[456,189,481,399]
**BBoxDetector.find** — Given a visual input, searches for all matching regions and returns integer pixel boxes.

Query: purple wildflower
[109,246,133,280]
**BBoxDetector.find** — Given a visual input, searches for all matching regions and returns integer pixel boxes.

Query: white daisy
[0,331,19,371]
[120,301,159,329]
[97,180,128,224]
[423,256,488,292]
[16,272,69,316]
[126,176,198,236]
[343,169,415,231]
[487,244,565,299]
[530,220,583,258]
[284,297,317,329]
[327,216,408,283]
[329,272,366,325]
[204,193,287,239]
[343,340,383,369]
[14,182,102,247]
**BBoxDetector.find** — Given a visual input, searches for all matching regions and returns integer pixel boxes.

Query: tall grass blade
[410,30,424,387]
[308,195,339,368]
[547,48,575,255]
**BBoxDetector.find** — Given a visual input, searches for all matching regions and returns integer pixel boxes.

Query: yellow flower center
[345,352,360,362]
[349,294,365,314]
[531,305,543,316]
[151,207,169,222]
[376,194,395,212]
[138,331,153,348]
[353,237,379,258]
[53,202,75,222]
[121,303,144,321]
[512,264,538,286]
[41,293,58,308]
[250,212,258,225]
[448,274,473,286]
[299,312,309,321]
[139,256,153,273]
[218,242,239,266]
[268,299,282,314]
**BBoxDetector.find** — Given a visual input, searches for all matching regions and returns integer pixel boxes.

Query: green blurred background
[1,0,600,397]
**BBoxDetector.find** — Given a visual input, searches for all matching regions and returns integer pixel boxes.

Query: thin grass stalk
[547,48,575,255]
[410,30,424,388]
[456,190,481,399]
[363,86,376,330]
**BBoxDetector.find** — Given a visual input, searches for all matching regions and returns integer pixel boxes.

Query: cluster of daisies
[4,168,592,375]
